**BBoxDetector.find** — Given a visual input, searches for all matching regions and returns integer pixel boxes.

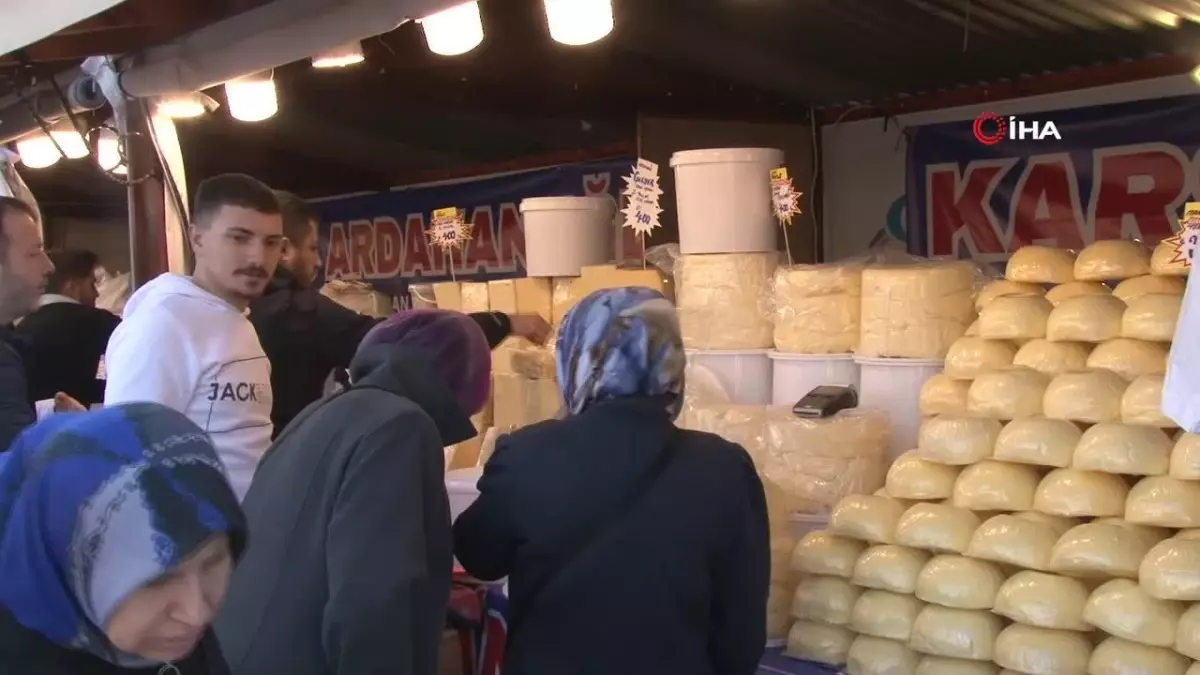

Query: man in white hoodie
[104,174,284,500]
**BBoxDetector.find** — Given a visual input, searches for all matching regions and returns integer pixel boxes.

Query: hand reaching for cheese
[509,314,551,345]
[53,392,86,413]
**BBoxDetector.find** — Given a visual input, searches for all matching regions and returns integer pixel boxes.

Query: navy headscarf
[556,287,686,418]
[0,403,246,666]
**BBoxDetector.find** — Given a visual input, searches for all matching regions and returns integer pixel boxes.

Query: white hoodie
[104,274,272,500]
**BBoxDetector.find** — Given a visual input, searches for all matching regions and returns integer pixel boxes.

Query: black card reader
[792,385,859,418]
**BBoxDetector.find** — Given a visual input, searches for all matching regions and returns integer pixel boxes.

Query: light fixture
[15,133,61,169]
[224,73,278,122]
[49,120,88,159]
[544,0,613,45]
[312,41,365,68]
[1192,64,1200,86]
[155,92,218,119]
[96,127,126,175]
[420,2,484,56]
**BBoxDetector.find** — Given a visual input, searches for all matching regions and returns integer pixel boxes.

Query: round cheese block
[967,367,1050,419]
[1046,295,1127,343]
[978,295,1054,340]
[1170,434,1200,480]
[944,337,1018,380]
[1121,293,1182,342]
[850,589,924,641]
[1074,239,1151,281]
[977,279,1044,310]
[915,555,1007,610]
[792,530,868,577]
[1007,245,1076,284]
[847,635,920,675]
[1071,423,1172,476]
[994,624,1092,675]
[1045,281,1111,307]
[1048,521,1155,579]
[785,620,854,665]
[895,503,982,555]
[1012,339,1093,377]
[993,417,1080,468]
[1139,538,1200,601]
[966,514,1061,571]
[791,575,862,625]
[1033,469,1128,518]
[1112,274,1185,302]
[1126,477,1200,528]
[1042,370,1129,423]
[1083,578,1185,647]
[909,605,1004,660]
[831,495,907,544]
[952,460,1042,512]
[887,452,961,501]
[917,415,1001,465]
[1090,636,1190,675]
[919,375,972,416]
[1086,338,1168,381]
[993,570,1091,631]
[916,656,1000,675]
[1121,374,1176,428]
[1175,604,1200,659]
[1150,238,1189,277]
[852,544,931,594]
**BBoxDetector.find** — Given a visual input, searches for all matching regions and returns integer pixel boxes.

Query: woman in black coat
[454,286,771,675]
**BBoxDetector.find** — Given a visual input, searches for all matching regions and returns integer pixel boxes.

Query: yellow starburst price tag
[427,207,472,251]
[1173,201,1200,268]
[770,167,803,226]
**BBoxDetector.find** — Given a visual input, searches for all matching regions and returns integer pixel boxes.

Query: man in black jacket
[251,191,551,436]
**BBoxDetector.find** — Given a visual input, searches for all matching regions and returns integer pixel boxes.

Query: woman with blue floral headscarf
[454,287,770,675]
[0,402,246,675]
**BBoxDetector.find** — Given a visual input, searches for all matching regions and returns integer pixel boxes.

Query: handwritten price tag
[1172,201,1200,268]
[770,167,803,226]
[427,207,471,251]
[621,158,664,236]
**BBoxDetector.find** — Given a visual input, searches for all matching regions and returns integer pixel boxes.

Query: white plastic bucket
[855,357,945,464]
[670,148,784,255]
[520,196,615,276]
[446,467,483,523]
[686,349,772,405]
[768,352,860,406]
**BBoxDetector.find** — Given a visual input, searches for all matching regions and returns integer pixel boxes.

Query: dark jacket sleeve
[469,312,511,350]
[709,454,771,675]
[312,291,383,369]
[0,342,34,452]
[453,437,520,581]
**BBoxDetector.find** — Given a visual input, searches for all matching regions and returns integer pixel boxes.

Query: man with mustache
[104,174,283,500]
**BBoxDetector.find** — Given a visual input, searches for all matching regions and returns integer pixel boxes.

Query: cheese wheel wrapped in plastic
[1083,578,1185,646]
[1012,339,1092,377]
[919,375,971,416]
[1007,245,1076,284]
[792,531,867,577]
[858,262,977,359]
[1046,295,1127,342]
[952,460,1042,512]
[1122,375,1176,428]
[976,279,1044,311]
[916,416,1000,465]
[1048,522,1155,579]
[1034,469,1128,517]
[909,605,1004,660]
[994,624,1092,675]
[1126,477,1200,527]
[967,514,1062,570]
[1086,338,1168,380]
[994,571,1092,630]
[944,338,1017,380]
[1121,293,1182,342]
[847,635,919,675]
[1090,636,1190,675]
[785,620,853,665]
[1042,370,1129,423]
[831,495,906,543]
[1071,423,1172,476]
[1074,239,1151,281]
[1176,605,1200,659]
[852,544,930,594]
[1045,281,1111,306]
[993,418,1080,468]
[1151,238,1189,277]
[850,590,924,641]
[915,555,1007,609]
[967,367,1050,419]
[1139,538,1200,601]
[978,296,1053,340]
[915,656,999,675]
[791,575,861,624]
[1112,274,1185,302]
[772,263,863,354]
[886,453,961,500]
[1171,435,1200,480]
[895,503,982,554]
[1013,510,1080,534]
[1091,517,1172,545]
[964,318,979,336]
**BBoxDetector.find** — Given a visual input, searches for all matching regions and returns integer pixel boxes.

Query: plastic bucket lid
[768,351,855,362]
[670,147,784,167]
[854,356,946,367]
[519,196,612,213]
[686,348,772,357]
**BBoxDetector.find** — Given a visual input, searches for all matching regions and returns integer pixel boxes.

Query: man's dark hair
[274,190,319,244]
[192,174,280,228]
[45,248,99,293]
[0,196,37,259]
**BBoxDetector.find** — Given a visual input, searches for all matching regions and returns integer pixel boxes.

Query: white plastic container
[670,148,784,255]
[768,352,860,406]
[854,357,945,464]
[686,349,772,405]
[446,467,483,523]
[520,196,615,276]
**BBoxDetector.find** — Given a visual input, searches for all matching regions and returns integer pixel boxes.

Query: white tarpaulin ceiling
[1,0,128,57]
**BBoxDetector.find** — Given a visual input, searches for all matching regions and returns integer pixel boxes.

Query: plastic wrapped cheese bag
[791,575,861,624]
[978,296,1053,340]
[915,656,999,675]
[919,375,971,416]
[944,337,1017,380]
[1151,238,1189,277]
[847,635,920,675]
[1045,281,1111,306]
[1012,339,1092,376]
[976,279,1044,311]
[993,571,1091,630]
[1113,274,1186,302]
[852,544,930,594]
[676,403,766,467]
[993,624,1092,675]
[1071,423,1172,476]
[909,605,1003,660]
[762,408,890,509]
[772,263,862,354]
[767,582,793,639]
[895,503,982,554]
[1006,245,1076,284]
[676,252,777,349]
[1074,239,1151,281]
[1121,293,1181,342]
[993,418,1080,468]
[952,460,1042,512]
[886,452,961,500]
[1034,469,1128,517]
[1042,370,1129,423]
[785,620,853,665]
[915,555,1007,610]
[1048,522,1155,579]
[916,415,1001,465]
[1121,375,1176,428]
[1086,338,1168,380]
[966,514,1062,570]
[1139,538,1200,601]
[1175,605,1200,659]
[792,531,867,577]
[1171,434,1200,479]
[1126,477,1200,527]
[1090,636,1190,675]
[1083,578,1185,646]
[967,367,1050,419]
[850,590,924,641]
[1046,295,1127,342]
[831,495,906,543]
[858,262,977,359]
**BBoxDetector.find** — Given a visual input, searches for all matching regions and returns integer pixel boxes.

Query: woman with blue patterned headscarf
[0,402,246,675]
[455,287,770,675]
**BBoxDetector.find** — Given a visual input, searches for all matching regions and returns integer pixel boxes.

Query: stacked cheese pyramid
[785,237,1200,675]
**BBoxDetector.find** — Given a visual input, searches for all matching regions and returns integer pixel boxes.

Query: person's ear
[279,236,294,262]
[188,225,204,253]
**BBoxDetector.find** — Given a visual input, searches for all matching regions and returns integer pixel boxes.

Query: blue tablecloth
[758,648,842,675]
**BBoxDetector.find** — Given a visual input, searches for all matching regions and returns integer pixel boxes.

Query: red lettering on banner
[401,214,435,276]
[1010,156,1084,250]
[348,220,376,278]
[1089,146,1187,243]
[464,207,501,274]
[325,222,351,278]
[374,217,404,278]
[498,204,524,269]
[927,162,1010,256]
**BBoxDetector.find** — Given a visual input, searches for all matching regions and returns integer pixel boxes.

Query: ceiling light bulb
[156,93,209,118]
[15,133,61,169]
[313,41,365,68]
[420,2,484,57]
[49,121,88,159]
[544,0,613,46]
[224,75,278,122]
[96,127,125,174]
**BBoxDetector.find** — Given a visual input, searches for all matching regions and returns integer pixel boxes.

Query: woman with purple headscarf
[213,309,491,675]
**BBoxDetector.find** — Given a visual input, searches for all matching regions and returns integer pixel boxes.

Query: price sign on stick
[621,158,664,236]
[770,167,803,226]
[1171,201,1200,268]
[427,207,472,280]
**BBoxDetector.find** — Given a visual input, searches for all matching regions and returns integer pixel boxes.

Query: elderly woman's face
[104,535,233,661]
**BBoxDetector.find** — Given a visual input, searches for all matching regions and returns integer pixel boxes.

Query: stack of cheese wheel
[785,239,1200,675]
